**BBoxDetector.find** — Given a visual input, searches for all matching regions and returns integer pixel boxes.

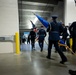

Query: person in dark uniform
[60,24,69,52]
[29,28,36,50]
[62,24,68,43]
[46,15,67,64]
[27,34,30,44]
[69,21,76,53]
[68,22,76,75]
[37,26,46,52]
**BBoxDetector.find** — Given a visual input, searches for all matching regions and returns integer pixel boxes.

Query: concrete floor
[0,43,76,75]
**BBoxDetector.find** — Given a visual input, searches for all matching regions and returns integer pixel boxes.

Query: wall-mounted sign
[0,37,5,40]
[0,35,15,42]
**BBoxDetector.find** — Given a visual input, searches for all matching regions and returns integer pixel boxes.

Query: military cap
[51,15,58,19]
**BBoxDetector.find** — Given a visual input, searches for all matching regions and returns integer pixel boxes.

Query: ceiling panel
[19,0,60,5]
[19,4,54,11]
[18,0,63,30]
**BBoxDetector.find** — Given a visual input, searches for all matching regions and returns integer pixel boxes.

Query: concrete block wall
[64,0,76,26]
[0,0,19,53]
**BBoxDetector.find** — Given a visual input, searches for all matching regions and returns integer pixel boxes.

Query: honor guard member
[37,26,46,52]
[46,15,67,64]
[29,28,36,50]
[69,21,76,53]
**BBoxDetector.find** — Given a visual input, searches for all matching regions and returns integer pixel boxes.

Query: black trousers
[47,40,67,61]
[31,39,35,49]
[22,38,26,43]
[72,37,76,53]
[38,40,44,51]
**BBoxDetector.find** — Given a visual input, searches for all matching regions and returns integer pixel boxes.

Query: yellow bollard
[70,38,73,49]
[15,32,20,54]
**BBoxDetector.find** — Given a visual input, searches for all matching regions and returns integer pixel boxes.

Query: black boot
[46,56,51,59]
[41,47,43,52]
[60,59,67,64]
[69,70,76,75]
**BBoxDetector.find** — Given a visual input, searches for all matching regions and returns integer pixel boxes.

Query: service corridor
[0,42,76,75]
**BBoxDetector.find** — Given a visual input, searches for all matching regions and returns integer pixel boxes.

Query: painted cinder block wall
[0,0,19,53]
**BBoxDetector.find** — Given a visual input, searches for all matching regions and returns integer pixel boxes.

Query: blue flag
[30,20,35,28]
[59,39,65,44]
[34,14,49,28]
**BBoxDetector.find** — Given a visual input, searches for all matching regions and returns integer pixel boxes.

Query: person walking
[37,26,46,52]
[62,24,68,43]
[46,15,67,64]
[27,34,30,44]
[60,24,69,52]
[22,34,26,44]
[29,28,36,50]
[69,21,76,53]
